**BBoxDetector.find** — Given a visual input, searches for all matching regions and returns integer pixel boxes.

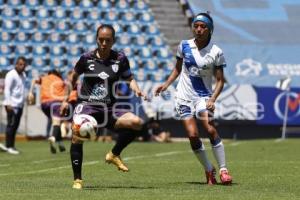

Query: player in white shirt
[0,57,27,155]
[155,13,232,185]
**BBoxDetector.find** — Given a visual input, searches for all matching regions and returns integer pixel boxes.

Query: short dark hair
[16,56,26,64]
[96,24,116,40]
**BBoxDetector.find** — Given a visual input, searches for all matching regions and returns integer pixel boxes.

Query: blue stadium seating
[0,0,174,83]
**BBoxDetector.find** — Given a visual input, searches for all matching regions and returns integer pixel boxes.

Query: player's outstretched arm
[127,76,148,101]
[154,58,183,96]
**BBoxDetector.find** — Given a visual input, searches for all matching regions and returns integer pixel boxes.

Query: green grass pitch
[0,139,299,200]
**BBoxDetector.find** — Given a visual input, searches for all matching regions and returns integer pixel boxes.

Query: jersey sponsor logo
[98,72,109,80]
[89,83,108,101]
[112,64,119,73]
[88,63,95,71]
[189,66,209,77]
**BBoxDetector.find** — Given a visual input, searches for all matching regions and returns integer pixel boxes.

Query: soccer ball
[72,114,98,140]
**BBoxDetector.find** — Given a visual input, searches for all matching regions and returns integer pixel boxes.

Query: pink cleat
[220,169,232,185]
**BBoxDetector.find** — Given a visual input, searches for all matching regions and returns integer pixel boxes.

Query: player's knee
[188,136,203,150]
[130,117,143,129]
[206,125,216,135]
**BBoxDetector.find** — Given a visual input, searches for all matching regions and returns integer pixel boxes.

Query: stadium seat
[152,69,166,82]
[118,34,132,46]
[3,20,17,32]
[116,0,129,9]
[151,36,165,47]
[15,45,31,58]
[79,0,94,10]
[83,33,95,46]
[66,33,80,44]
[70,7,84,22]
[73,21,87,33]
[127,24,140,35]
[25,0,40,10]
[32,32,45,43]
[61,0,75,8]
[31,57,47,69]
[129,59,138,70]
[19,6,33,19]
[139,12,154,23]
[15,32,30,43]
[50,57,64,69]
[48,32,61,44]
[0,32,13,42]
[143,59,157,71]
[134,35,147,46]
[53,7,67,19]
[113,24,123,34]
[0,44,12,55]
[135,68,147,81]
[138,47,152,58]
[38,19,53,33]
[2,6,16,19]
[19,19,35,33]
[105,10,119,22]
[0,57,10,69]
[97,0,111,9]
[121,12,136,22]
[32,45,47,57]
[87,9,100,21]
[56,21,71,33]
[43,0,57,10]
[37,7,50,19]
[50,45,65,56]
[134,1,148,10]
[68,46,82,57]
[122,46,134,58]
[144,24,160,35]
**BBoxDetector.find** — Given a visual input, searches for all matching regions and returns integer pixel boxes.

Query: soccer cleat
[220,169,232,185]
[7,148,20,155]
[0,143,8,152]
[205,167,217,185]
[48,136,56,154]
[105,151,129,172]
[58,145,66,152]
[72,179,83,189]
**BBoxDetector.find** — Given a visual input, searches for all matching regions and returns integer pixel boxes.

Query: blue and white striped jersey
[175,39,226,100]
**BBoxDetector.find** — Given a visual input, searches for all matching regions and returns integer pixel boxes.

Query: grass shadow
[84,185,156,190]
[185,181,238,186]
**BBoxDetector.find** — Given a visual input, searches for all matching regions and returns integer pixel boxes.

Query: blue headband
[192,15,214,34]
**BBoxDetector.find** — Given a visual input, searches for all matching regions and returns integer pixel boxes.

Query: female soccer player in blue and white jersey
[155,12,232,185]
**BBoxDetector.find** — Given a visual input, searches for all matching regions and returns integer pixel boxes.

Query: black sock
[70,143,83,180]
[188,136,203,150]
[52,125,62,142]
[112,129,137,156]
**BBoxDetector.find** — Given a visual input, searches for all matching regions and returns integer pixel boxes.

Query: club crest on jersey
[112,64,119,73]
[98,72,109,80]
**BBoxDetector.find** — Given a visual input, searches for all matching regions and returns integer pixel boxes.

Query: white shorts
[175,96,210,119]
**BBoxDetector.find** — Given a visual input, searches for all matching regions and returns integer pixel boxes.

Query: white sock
[193,145,213,171]
[212,142,226,171]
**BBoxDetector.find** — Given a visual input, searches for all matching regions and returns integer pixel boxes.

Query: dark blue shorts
[41,101,63,119]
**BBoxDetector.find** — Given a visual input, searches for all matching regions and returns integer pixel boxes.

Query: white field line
[32,158,65,164]
[0,151,189,177]
[0,164,10,167]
